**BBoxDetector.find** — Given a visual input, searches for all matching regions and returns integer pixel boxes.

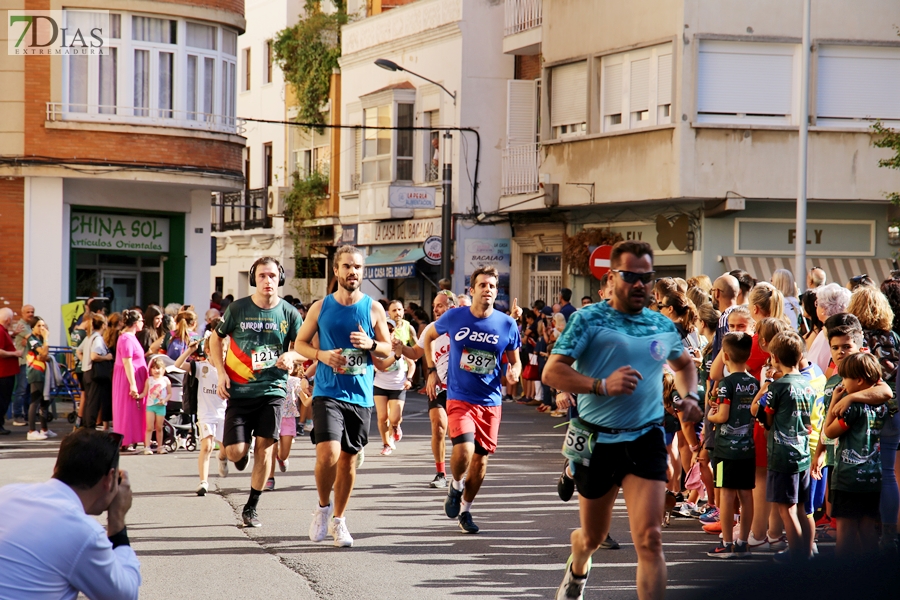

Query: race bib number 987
[336,348,367,376]
[251,346,279,371]
[460,347,497,375]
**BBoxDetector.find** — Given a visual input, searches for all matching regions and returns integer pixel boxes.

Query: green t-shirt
[393,319,415,347]
[216,297,302,401]
[714,372,759,459]
[26,334,46,384]
[832,403,887,493]
[765,373,815,473]
[821,374,842,468]
[70,327,87,372]
[697,347,714,410]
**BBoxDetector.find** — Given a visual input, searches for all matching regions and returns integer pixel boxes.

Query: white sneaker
[768,534,788,550]
[43,429,57,438]
[218,456,228,478]
[331,517,354,548]
[748,532,770,550]
[309,503,333,542]
[196,481,208,496]
[26,430,47,441]
[278,458,289,472]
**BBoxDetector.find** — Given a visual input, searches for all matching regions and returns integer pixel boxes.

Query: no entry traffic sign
[589,245,613,280]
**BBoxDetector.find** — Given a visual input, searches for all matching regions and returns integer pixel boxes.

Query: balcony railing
[47,102,244,135]
[505,0,542,36]
[211,188,271,232]
[501,143,540,196]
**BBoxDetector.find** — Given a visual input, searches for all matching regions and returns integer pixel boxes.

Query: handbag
[92,358,113,381]
[684,462,702,490]
[522,353,540,381]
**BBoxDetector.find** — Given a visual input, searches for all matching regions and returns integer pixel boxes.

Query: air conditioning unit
[268,186,290,216]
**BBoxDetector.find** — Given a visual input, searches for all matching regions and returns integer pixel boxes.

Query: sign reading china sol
[71,212,170,252]
[423,236,442,265]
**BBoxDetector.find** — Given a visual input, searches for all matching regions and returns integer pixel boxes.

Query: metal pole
[796,0,811,291]
[441,132,453,282]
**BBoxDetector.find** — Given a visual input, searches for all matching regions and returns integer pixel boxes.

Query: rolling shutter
[507,79,537,146]
[817,45,900,121]
[550,61,587,126]
[697,40,794,116]
[603,62,622,117]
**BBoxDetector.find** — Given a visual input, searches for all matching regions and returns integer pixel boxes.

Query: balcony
[503,0,542,55]
[211,188,272,232]
[501,143,540,196]
[47,103,244,136]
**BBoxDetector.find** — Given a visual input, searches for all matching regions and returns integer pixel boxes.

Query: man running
[399,290,457,487]
[293,245,392,548]
[422,266,521,534]
[543,241,702,600]
[208,257,302,528]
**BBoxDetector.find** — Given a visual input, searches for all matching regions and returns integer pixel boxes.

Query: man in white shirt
[0,429,141,600]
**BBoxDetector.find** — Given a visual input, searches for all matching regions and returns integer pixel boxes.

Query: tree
[873,121,900,206]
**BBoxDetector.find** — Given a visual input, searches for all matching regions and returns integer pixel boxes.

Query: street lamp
[374,58,457,282]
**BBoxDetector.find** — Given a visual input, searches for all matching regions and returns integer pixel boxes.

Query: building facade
[1,0,246,341]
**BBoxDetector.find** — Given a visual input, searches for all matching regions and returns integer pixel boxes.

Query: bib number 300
[460,347,497,375]
[561,419,594,466]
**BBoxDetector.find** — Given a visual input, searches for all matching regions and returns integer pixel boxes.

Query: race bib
[251,346,279,371]
[460,347,497,375]
[561,418,594,466]
[384,356,406,373]
[336,348,367,376]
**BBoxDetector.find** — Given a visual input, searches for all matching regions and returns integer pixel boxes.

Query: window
[816,45,900,127]
[363,104,392,182]
[61,10,237,132]
[550,61,587,138]
[425,109,440,182]
[290,112,331,185]
[396,103,414,181]
[697,40,796,125]
[264,40,273,84]
[264,143,273,187]
[529,254,562,308]
[600,43,672,132]
[242,47,251,91]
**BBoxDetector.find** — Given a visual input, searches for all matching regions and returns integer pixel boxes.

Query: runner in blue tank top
[292,245,392,548]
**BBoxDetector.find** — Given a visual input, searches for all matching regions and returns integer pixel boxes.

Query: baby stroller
[154,354,198,452]
[48,347,82,424]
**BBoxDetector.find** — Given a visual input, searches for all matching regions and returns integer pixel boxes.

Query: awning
[723,256,896,287]
[364,245,425,279]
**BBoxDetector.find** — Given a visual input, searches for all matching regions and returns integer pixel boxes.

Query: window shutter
[550,61,587,126]
[697,41,793,116]
[657,53,672,106]
[630,58,649,112]
[603,63,622,116]
[507,79,537,146]
[817,46,900,121]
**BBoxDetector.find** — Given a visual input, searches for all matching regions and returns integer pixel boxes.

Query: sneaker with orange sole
[703,521,722,534]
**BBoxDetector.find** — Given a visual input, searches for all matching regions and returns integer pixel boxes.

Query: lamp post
[796,0,811,291]
[375,58,457,282]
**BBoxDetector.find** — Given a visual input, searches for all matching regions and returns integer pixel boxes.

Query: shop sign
[735,219,875,256]
[423,236,442,265]
[358,218,439,245]
[596,221,686,255]
[388,186,435,210]
[339,224,357,245]
[71,212,169,252]
[365,264,416,279]
[464,239,511,311]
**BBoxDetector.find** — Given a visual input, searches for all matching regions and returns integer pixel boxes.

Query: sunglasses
[612,270,656,285]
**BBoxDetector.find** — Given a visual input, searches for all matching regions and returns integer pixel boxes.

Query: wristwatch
[683,392,700,402]
[368,339,377,352]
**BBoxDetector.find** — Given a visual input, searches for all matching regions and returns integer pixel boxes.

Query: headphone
[249,258,286,287]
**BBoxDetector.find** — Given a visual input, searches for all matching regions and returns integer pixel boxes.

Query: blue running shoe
[699,507,720,524]
[445,486,463,519]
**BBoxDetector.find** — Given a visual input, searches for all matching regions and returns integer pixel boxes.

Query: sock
[736,539,746,546]
[460,499,473,513]
[318,502,331,510]
[436,462,445,475]
[245,488,262,511]
[451,477,465,492]
[332,516,344,524]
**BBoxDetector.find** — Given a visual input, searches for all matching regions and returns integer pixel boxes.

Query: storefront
[358,217,441,306]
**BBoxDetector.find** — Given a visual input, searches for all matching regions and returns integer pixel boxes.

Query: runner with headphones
[207,256,303,528]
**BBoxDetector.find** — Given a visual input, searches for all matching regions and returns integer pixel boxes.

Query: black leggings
[28,386,48,431]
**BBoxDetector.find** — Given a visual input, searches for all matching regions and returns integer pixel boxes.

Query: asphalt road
[1,394,840,599]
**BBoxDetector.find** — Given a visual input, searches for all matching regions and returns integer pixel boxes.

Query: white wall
[23,177,66,344]
[184,190,213,311]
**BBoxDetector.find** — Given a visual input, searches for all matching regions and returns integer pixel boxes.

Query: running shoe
[393,425,403,442]
[445,485,463,518]
[747,532,770,551]
[0,427,9,435]
[386,436,396,450]
[278,458,288,472]
[356,448,365,469]
[218,456,229,478]
[502,394,513,403]
[264,478,275,491]
[555,555,590,600]
[699,507,720,524]
[12,419,26,427]
[599,534,620,550]
[380,445,393,456]
[234,453,249,472]
[26,431,47,441]
[458,511,479,534]
[702,521,722,534]
[331,517,353,547]
[675,501,697,518]
[772,549,794,564]
[525,399,542,406]
[141,449,153,455]
[733,540,750,558]
[691,504,715,518]
[557,462,575,502]
[768,534,788,550]
[43,429,57,438]
[309,503,333,542]
[196,481,208,496]
[707,542,735,558]
[430,473,448,488]
[815,513,832,528]
[816,527,836,542]
[242,508,261,528]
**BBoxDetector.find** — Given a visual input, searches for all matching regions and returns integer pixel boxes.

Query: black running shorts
[428,390,447,412]
[571,428,668,500]
[310,396,372,455]
[373,386,407,401]
[223,396,282,447]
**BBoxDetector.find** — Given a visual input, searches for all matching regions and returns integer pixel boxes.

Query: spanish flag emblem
[225,343,254,384]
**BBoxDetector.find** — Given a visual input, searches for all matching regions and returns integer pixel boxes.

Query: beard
[339,276,360,293]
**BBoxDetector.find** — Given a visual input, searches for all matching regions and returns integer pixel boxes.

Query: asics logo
[454,327,499,344]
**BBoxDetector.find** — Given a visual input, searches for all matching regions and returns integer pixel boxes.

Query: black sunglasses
[612,270,656,285]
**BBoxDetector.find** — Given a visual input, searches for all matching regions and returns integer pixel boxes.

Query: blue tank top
[313,294,374,407]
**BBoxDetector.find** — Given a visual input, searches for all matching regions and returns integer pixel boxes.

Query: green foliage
[284,168,329,227]
[272,1,347,126]
[872,121,900,206]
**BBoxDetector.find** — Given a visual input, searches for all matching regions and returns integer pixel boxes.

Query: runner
[207,257,302,528]
[399,290,457,487]
[373,318,415,456]
[293,245,392,548]
[422,266,522,534]
[543,241,702,600]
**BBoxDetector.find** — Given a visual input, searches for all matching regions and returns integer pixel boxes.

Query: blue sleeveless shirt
[313,294,374,407]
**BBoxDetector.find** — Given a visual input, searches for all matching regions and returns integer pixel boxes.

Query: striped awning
[723,256,897,287]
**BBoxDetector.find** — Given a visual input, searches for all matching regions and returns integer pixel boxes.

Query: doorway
[101,271,138,313]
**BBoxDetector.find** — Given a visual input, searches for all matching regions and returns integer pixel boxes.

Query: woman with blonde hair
[771,269,801,330]
[688,274,713,295]
[166,310,198,360]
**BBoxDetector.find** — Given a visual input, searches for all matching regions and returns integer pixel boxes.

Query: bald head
[712,274,739,310]
[807,268,826,290]
[0,307,13,327]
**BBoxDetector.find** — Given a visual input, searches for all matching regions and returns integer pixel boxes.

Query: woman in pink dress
[112,310,149,450]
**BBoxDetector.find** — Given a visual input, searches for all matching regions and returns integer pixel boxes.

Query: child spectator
[822,352,887,556]
[707,332,759,558]
[142,356,170,455]
[266,363,309,491]
[752,331,816,562]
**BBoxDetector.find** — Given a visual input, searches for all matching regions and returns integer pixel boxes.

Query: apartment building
[1,0,246,340]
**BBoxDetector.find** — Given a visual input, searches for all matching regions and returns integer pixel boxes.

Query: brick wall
[141,0,245,17]
[515,54,542,80]
[0,179,24,311]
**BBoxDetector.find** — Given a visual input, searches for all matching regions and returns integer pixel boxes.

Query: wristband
[427,366,436,373]
[689,444,700,453]
[108,527,130,549]
[683,392,700,402]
